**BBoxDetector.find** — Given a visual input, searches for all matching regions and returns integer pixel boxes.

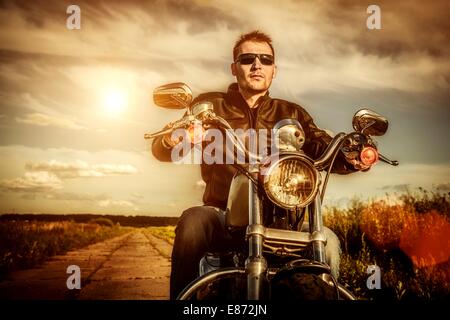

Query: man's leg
[170,206,227,300]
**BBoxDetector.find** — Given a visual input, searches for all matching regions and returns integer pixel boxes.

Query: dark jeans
[170,205,241,299]
[170,205,341,299]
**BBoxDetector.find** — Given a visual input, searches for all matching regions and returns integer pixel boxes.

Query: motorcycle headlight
[263,155,319,209]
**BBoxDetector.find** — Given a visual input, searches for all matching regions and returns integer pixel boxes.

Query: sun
[102,88,128,115]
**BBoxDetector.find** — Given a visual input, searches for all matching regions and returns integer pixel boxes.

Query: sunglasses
[235,53,274,66]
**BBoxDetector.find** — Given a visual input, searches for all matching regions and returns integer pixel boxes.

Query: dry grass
[145,226,175,245]
[0,220,131,279]
[5,189,444,300]
[144,190,449,300]
[324,188,449,300]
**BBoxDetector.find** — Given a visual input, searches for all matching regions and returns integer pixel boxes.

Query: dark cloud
[0,0,66,28]
[0,48,200,77]
[0,0,243,33]
[132,0,244,34]
[323,0,450,58]
[1,1,448,60]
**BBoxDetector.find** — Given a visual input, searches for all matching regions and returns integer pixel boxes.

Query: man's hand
[345,155,372,171]
[187,121,206,145]
[341,134,378,172]
[343,146,378,171]
[161,121,206,149]
[161,134,181,149]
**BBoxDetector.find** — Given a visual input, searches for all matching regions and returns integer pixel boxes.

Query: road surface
[0,229,172,299]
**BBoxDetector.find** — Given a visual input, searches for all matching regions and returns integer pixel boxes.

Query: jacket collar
[227,83,270,110]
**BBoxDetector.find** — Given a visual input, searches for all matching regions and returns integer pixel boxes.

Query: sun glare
[102,89,128,114]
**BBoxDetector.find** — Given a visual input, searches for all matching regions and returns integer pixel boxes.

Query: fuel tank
[225,173,249,228]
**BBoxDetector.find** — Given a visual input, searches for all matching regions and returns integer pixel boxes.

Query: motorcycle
[145,82,399,300]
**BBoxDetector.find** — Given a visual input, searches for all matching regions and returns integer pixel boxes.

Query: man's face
[231,41,277,95]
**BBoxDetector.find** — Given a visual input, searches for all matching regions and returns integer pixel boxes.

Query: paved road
[0,229,172,300]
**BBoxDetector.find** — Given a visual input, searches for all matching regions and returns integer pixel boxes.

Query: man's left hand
[346,157,372,171]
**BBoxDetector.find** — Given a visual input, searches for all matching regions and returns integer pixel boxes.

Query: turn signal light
[360,146,379,166]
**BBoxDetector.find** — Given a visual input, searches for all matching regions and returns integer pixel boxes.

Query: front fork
[245,172,327,300]
[309,194,327,264]
[245,168,267,300]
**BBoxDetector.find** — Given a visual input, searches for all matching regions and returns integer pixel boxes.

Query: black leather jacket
[152,83,356,209]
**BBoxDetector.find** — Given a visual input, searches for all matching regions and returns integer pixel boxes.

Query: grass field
[146,189,449,300]
[324,188,449,300]
[0,218,131,279]
[1,188,448,300]
[146,226,175,245]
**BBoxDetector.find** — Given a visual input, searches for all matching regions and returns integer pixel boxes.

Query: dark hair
[233,30,275,61]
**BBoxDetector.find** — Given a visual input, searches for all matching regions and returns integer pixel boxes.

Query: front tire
[271,273,339,300]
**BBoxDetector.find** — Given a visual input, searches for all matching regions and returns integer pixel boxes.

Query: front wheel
[177,267,246,300]
[271,273,354,300]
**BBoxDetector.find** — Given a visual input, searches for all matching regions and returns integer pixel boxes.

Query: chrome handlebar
[144,111,399,167]
[144,127,174,140]
[314,132,399,169]
[144,115,196,140]
[313,133,348,170]
[144,111,264,162]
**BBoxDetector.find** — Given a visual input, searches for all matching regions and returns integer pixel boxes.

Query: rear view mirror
[153,82,193,109]
[352,109,388,136]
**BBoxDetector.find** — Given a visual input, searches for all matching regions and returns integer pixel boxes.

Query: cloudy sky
[0,0,449,216]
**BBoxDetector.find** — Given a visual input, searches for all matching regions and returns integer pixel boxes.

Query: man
[152,31,369,299]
